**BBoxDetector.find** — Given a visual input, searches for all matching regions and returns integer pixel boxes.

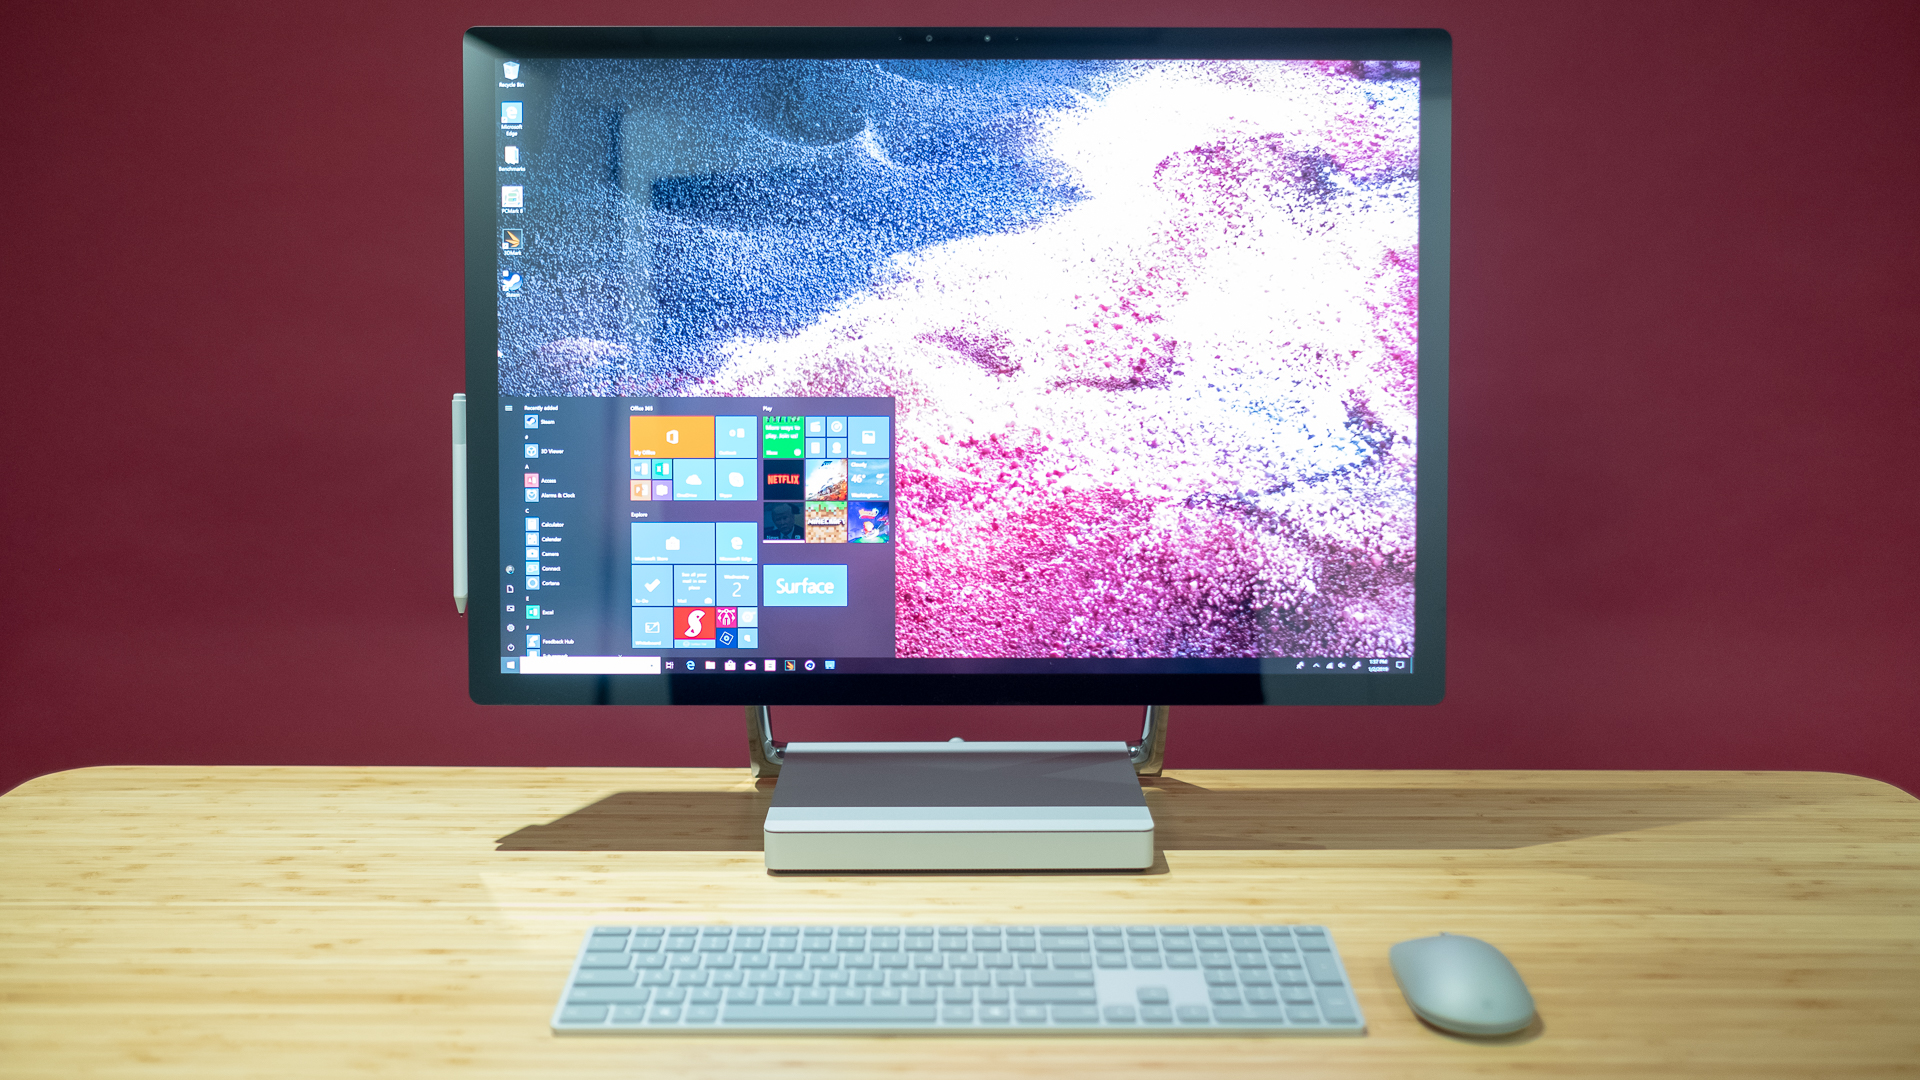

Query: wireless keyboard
[553,924,1364,1034]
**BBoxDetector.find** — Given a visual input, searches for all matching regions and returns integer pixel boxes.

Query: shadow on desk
[496,777,1750,853]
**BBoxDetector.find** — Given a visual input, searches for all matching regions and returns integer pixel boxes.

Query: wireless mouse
[1389,933,1536,1036]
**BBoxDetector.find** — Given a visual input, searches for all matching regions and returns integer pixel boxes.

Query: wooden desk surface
[2,767,1916,1078]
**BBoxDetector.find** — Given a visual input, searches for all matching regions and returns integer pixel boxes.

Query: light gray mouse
[1389,933,1537,1036]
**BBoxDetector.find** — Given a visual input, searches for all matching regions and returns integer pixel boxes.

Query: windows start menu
[501,397,897,673]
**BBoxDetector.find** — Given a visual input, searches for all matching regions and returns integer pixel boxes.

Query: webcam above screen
[462,27,1449,708]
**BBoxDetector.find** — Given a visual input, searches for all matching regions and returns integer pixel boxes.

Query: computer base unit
[762,743,1155,872]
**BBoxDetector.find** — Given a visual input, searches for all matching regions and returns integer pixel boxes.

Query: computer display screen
[464,29,1449,706]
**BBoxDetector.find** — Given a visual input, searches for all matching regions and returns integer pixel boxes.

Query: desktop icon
[784,660,796,671]
[500,269,522,296]
[502,61,520,80]
[524,413,540,429]
[500,101,524,125]
[804,660,816,671]
[500,228,526,253]
[824,660,835,670]
[524,442,539,458]
[503,144,520,165]
[704,661,716,670]
[1296,660,1305,669]
[744,661,757,671]
[501,185,524,209]
[724,660,736,671]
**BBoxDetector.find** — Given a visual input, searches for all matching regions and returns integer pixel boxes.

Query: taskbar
[502,656,1414,675]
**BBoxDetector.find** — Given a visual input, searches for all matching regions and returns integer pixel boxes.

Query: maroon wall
[5,1,1917,797]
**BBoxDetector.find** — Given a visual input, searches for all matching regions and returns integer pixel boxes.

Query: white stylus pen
[452,393,468,614]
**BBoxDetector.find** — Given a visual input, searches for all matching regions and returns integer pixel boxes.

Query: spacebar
[722,1006,939,1023]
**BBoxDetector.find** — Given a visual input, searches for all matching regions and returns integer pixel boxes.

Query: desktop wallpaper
[502,58,1421,660]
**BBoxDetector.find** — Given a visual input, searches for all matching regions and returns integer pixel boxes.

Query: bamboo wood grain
[2,767,1916,1078]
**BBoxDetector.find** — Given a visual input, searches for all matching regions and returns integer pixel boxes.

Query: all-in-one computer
[460,25,1449,1033]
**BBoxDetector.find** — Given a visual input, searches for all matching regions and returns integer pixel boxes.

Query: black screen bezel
[463,26,1450,706]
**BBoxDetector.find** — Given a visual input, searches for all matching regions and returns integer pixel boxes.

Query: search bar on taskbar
[519,656,663,675]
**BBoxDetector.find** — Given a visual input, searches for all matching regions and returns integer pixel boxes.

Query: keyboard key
[1051,1005,1099,1023]
[994,971,1027,986]
[1316,987,1358,1023]
[1281,986,1315,1005]
[673,971,708,986]
[1208,988,1242,1005]
[1287,1005,1321,1024]
[1015,988,1097,1004]
[585,938,628,952]
[1031,971,1094,986]
[942,988,973,1004]
[1246,987,1279,1004]
[762,988,794,1004]
[1129,955,1164,969]
[648,1005,681,1022]
[906,989,939,1005]
[1137,987,1170,1004]
[1304,953,1344,985]
[1104,1005,1137,1023]
[1141,1005,1175,1023]
[610,1004,646,1023]
[1204,970,1237,986]
[834,989,866,1004]
[978,988,1011,1004]
[725,988,757,1004]
[1096,955,1128,969]
[1014,1005,1049,1024]
[798,989,830,1004]
[722,1005,939,1023]
[1053,953,1093,969]
[577,971,638,986]
[568,987,648,1004]
[1176,1005,1212,1023]
[640,971,672,987]
[1214,1005,1284,1023]
[979,1005,1011,1023]
[560,1004,608,1023]
[941,1006,973,1023]
[870,989,902,1004]
[654,988,686,1004]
